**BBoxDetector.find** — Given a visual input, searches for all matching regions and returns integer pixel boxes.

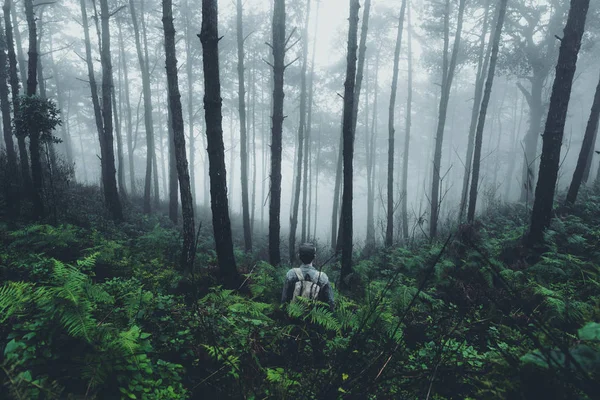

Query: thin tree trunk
[49,35,73,165]
[269,0,286,266]
[163,0,195,273]
[112,73,126,199]
[10,0,25,89]
[340,0,359,285]
[289,0,310,261]
[312,121,321,240]
[24,0,44,219]
[168,98,178,223]
[99,0,123,221]
[236,0,252,252]
[528,0,590,246]
[0,26,16,176]
[365,50,379,248]
[331,130,342,249]
[386,0,407,246]
[302,0,319,244]
[565,68,600,205]
[183,0,197,205]
[467,0,508,222]
[117,20,135,195]
[459,0,490,220]
[430,0,466,238]
[251,56,257,234]
[200,0,239,287]
[3,0,30,192]
[401,1,413,240]
[129,0,156,213]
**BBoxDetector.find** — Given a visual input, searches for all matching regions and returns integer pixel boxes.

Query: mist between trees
[0,0,597,276]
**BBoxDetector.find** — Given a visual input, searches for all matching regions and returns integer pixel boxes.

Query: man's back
[281,264,335,310]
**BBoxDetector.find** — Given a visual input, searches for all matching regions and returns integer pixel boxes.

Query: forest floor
[1,183,599,399]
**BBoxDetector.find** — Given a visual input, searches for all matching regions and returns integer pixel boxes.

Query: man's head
[299,243,316,265]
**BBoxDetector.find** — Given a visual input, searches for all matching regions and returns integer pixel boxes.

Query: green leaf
[578,322,600,341]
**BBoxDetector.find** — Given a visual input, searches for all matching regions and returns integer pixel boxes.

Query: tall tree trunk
[340,0,359,285]
[183,0,197,205]
[9,0,25,89]
[401,1,413,240]
[0,26,16,176]
[167,98,179,223]
[467,0,508,222]
[99,0,123,221]
[302,0,319,244]
[527,0,589,246]
[565,68,600,205]
[430,0,466,238]
[250,56,257,233]
[129,0,156,213]
[459,0,490,220]
[582,125,598,183]
[289,0,310,261]
[117,20,135,195]
[269,0,286,266]
[331,130,342,249]
[236,0,252,252]
[386,0,407,246]
[112,74,126,199]
[365,50,379,247]
[312,121,321,240]
[3,0,29,191]
[505,91,524,202]
[200,0,239,287]
[24,0,43,219]
[49,35,73,165]
[519,75,544,204]
[163,0,196,274]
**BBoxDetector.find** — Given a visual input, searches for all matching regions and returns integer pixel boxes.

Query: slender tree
[117,19,135,194]
[24,0,44,219]
[183,0,197,205]
[430,0,466,238]
[269,0,286,266]
[386,0,407,246]
[3,0,29,191]
[467,0,508,223]
[527,0,590,246]
[0,24,16,177]
[99,0,123,221]
[339,0,360,285]
[236,0,252,252]
[200,0,239,287]
[289,0,310,262]
[401,0,413,240]
[129,0,156,213]
[459,0,491,220]
[163,0,196,273]
[565,69,600,205]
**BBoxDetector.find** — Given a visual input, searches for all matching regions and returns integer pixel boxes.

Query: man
[281,243,335,311]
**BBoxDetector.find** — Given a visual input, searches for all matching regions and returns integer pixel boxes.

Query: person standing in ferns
[281,243,335,311]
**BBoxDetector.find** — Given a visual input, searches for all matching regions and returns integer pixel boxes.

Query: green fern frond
[0,281,35,322]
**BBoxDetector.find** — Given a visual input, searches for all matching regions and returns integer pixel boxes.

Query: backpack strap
[293,268,304,282]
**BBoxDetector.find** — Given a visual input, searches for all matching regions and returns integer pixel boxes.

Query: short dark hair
[299,243,316,264]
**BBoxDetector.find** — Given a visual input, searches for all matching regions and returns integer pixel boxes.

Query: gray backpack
[292,268,321,301]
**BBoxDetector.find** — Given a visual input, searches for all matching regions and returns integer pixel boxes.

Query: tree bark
[3,0,29,191]
[200,0,239,287]
[269,0,286,266]
[183,0,197,205]
[0,25,16,175]
[340,0,360,285]
[289,0,310,262]
[386,0,407,246]
[365,50,379,248]
[163,0,196,274]
[430,0,466,238]
[527,0,590,246]
[117,19,135,195]
[99,0,123,221]
[10,0,25,90]
[467,0,508,223]
[129,0,156,213]
[236,0,252,252]
[167,98,179,223]
[459,0,490,220]
[24,0,43,219]
[331,128,342,249]
[112,73,126,199]
[401,1,413,240]
[565,69,600,205]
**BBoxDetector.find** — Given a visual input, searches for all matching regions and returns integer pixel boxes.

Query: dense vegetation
[1,181,599,399]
